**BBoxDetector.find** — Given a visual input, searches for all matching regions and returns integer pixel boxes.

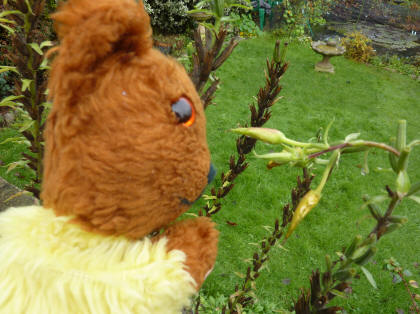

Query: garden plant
[0,0,419,313]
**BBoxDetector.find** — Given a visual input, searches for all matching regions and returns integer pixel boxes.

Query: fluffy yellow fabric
[0,206,196,314]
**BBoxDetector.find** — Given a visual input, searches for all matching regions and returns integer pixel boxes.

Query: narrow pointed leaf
[345,133,361,142]
[361,266,377,289]
[21,79,33,92]
[28,43,43,55]
[408,195,420,204]
[0,23,15,33]
[0,66,19,74]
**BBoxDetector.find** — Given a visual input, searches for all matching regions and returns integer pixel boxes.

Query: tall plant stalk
[0,0,52,197]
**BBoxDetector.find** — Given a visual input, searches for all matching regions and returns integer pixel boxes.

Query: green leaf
[360,195,389,210]
[39,58,51,70]
[407,181,420,196]
[0,66,19,74]
[345,133,361,142]
[0,23,15,34]
[5,160,30,173]
[28,43,43,55]
[361,266,377,289]
[323,119,334,145]
[0,10,24,18]
[41,101,52,109]
[0,136,30,146]
[18,120,34,132]
[0,17,16,24]
[21,79,33,92]
[0,95,24,104]
[40,40,54,49]
[329,289,348,298]
[408,195,420,204]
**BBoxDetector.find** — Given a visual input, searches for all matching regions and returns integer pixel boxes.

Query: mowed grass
[0,36,419,313]
[194,36,420,312]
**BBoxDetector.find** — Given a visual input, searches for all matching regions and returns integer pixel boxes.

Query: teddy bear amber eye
[171,97,195,127]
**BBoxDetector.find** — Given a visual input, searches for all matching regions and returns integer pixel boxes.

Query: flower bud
[353,247,377,266]
[397,147,410,172]
[388,215,408,224]
[231,127,286,144]
[333,268,356,282]
[344,235,363,258]
[396,170,411,196]
[285,190,320,239]
[396,120,406,152]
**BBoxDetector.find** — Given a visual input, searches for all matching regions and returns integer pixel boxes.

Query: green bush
[343,31,376,63]
[229,13,262,38]
[0,73,13,100]
[143,0,195,34]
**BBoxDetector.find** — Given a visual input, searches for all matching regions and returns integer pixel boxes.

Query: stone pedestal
[315,55,335,73]
[0,177,38,212]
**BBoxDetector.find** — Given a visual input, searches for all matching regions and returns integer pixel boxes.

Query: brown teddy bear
[0,0,219,312]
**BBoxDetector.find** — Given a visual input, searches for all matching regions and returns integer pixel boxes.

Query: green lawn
[1,36,419,313]
[195,36,420,312]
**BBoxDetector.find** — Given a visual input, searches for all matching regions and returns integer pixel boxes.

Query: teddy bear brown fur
[38,0,219,290]
[41,0,218,292]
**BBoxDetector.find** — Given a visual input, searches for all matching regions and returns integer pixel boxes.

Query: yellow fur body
[0,206,196,313]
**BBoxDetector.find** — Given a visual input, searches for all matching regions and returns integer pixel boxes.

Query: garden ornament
[311,39,346,73]
[0,0,219,312]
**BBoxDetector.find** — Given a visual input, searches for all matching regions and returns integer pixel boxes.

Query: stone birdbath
[311,39,346,73]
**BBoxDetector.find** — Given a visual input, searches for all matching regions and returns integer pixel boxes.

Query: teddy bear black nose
[207,162,216,185]
[180,163,216,206]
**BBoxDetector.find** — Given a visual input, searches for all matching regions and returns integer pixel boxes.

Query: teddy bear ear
[52,0,152,73]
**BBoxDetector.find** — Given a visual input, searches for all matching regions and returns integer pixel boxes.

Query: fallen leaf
[413,262,419,269]
[396,308,404,314]
[409,280,419,289]
[226,221,237,226]
[414,294,420,301]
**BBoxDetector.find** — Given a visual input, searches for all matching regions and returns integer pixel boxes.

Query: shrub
[342,31,376,63]
[143,0,195,35]
[229,13,262,38]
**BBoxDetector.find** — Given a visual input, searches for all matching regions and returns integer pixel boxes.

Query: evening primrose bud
[344,235,363,258]
[285,190,321,239]
[397,147,410,172]
[353,247,377,266]
[333,268,357,282]
[362,195,382,220]
[388,137,398,173]
[388,215,408,224]
[396,170,411,196]
[396,120,407,152]
[231,127,286,144]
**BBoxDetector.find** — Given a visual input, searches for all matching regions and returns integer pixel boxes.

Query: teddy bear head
[41,0,213,239]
